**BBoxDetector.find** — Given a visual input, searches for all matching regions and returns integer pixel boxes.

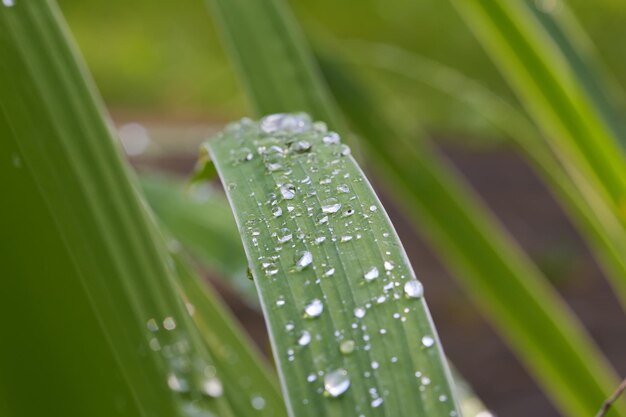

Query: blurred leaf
[453,0,626,223]
[140,175,257,304]
[206,115,460,417]
[0,3,267,417]
[172,254,287,417]
[331,41,626,317]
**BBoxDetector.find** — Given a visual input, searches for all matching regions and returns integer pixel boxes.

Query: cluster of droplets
[210,113,454,414]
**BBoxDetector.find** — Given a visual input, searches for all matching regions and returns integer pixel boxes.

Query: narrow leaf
[206,115,460,417]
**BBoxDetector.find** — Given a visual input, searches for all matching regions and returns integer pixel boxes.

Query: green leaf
[205,115,460,417]
[452,0,626,220]
[203,0,623,415]
[0,3,263,416]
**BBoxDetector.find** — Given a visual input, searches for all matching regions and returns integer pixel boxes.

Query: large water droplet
[404,281,424,298]
[304,299,324,318]
[260,113,311,134]
[280,183,296,200]
[277,228,293,243]
[272,206,283,217]
[364,267,380,281]
[321,198,341,214]
[324,368,351,397]
[421,335,435,348]
[322,132,340,145]
[295,250,313,269]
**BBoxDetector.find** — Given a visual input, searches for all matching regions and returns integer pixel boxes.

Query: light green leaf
[452,0,626,221]
[205,115,460,417]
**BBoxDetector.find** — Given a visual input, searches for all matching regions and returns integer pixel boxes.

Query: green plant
[3,0,626,417]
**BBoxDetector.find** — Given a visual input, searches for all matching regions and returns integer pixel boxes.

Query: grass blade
[205,115,460,417]
[452,0,626,216]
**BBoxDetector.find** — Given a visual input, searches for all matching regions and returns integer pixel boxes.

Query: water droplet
[280,183,296,200]
[201,377,224,397]
[230,146,254,163]
[304,299,324,318]
[371,398,384,408]
[260,113,311,134]
[2,0,15,7]
[354,307,366,319]
[277,228,293,243]
[163,317,176,330]
[298,331,311,346]
[307,372,317,382]
[371,361,379,369]
[421,376,431,385]
[439,394,448,402]
[321,198,341,214]
[322,132,340,145]
[276,296,286,307]
[167,373,189,392]
[290,140,312,153]
[295,250,313,269]
[146,318,159,332]
[251,395,266,410]
[369,205,377,212]
[336,184,349,193]
[340,340,355,354]
[339,144,351,156]
[272,206,283,217]
[364,267,380,281]
[324,268,335,277]
[404,281,424,298]
[421,335,435,348]
[384,261,395,271]
[324,368,350,397]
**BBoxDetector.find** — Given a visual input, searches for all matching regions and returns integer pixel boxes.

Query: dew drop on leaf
[422,335,435,348]
[364,267,380,281]
[321,198,341,214]
[298,330,312,346]
[339,340,355,355]
[404,280,424,298]
[280,183,296,200]
[324,368,351,397]
[354,307,366,319]
[295,250,313,269]
[304,299,324,318]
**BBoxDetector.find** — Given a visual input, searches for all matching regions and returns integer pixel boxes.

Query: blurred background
[56,0,626,415]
